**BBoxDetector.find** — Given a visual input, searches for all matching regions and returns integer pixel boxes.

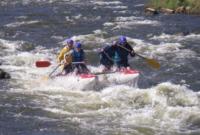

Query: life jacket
[57,46,72,64]
[72,49,84,62]
[113,51,121,63]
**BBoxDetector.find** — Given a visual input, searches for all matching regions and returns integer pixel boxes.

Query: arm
[126,43,135,57]
[57,48,65,63]
[116,43,135,57]
[82,50,85,61]
[80,50,86,63]
[63,50,73,65]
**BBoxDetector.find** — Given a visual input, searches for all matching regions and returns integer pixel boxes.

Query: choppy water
[0,0,200,135]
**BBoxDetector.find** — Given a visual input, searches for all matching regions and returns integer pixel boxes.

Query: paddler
[57,38,74,74]
[114,36,135,70]
[71,42,89,74]
[99,42,116,71]
[99,36,136,71]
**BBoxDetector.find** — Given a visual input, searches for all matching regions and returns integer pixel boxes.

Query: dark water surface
[0,0,200,135]
[1,0,200,90]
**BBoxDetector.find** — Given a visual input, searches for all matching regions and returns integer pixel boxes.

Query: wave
[151,33,200,42]
[0,38,200,134]
[103,16,160,30]
[5,20,40,28]
[24,82,200,134]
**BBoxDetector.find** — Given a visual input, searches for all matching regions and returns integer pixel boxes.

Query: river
[0,0,200,135]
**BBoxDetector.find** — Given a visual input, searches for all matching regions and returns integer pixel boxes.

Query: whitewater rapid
[1,0,200,134]
[1,32,200,134]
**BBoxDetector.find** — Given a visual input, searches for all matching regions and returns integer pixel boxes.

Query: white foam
[5,20,40,28]
[113,10,129,14]
[119,37,197,60]
[152,82,199,107]
[103,16,160,29]
[71,33,107,46]
[0,1,199,134]
[135,4,144,7]
[93,1,122,6]
[1,43,199,133]
[103,5,127,9]
[151,33,200,42]
[0,39,19,52]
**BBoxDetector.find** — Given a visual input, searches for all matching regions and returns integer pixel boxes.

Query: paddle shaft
[116,44,160,69]
[60,61,85,65]
[94,71,116,75]
[116,44,136,56]
[135,53,146,59]
[72,62,85,64]
[36,60,85,68]
[101,45,134,63]
[117,44,148,60]
[102,51,114,62]
[48,64,60,77]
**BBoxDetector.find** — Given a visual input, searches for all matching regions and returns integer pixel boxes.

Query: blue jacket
[72,49,84,62]
[115,41,135,60]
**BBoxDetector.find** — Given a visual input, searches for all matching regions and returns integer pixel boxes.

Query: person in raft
[57,38,74,74]
[71,42,90,74]
[99,42,116,71]
[115,36,135,70]
[99,36,135,71]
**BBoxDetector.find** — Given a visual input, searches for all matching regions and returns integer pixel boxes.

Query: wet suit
[99,42,135,69]
[99,45,116,70]
[115,41,135,68]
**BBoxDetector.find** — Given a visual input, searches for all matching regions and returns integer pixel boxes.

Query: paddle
[94,71,116,75]
[36,60,51,68]
[35,60,85,68]
[48,64,61,77]
[135,53,160,69]
[36,60,86,80]
[117,45,160,69]
[102,51,113,62]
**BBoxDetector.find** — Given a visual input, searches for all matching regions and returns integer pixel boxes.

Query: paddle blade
[146,59,160,69]
[36,61,51,67]
[41,76,49,80]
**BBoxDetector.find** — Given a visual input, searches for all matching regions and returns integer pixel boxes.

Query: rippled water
[0,0,200,135]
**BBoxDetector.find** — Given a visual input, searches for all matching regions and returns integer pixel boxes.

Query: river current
[0,0,200,135]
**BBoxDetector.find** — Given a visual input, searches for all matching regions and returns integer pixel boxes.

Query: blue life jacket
[113,51,121,63]
[115,41,134,60]
[72,49,84,62]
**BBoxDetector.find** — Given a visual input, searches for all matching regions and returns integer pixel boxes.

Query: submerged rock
[0,69,11,79]
[17,42,35,51]
[145,7,159,15]
[160,8,175,14]
[175,31,190,36]
[175,6,187,14]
